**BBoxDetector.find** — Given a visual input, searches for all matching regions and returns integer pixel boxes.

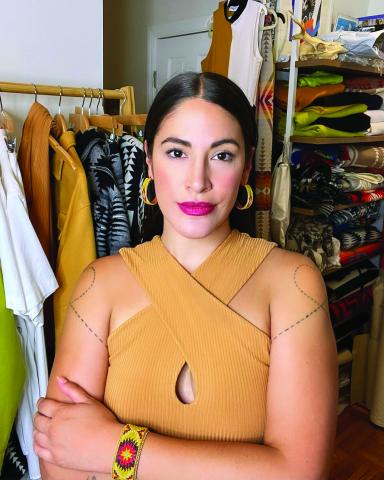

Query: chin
[169,215,227,240]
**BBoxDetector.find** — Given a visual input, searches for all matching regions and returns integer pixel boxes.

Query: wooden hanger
[51,87,68,139]
[69,88,91,133]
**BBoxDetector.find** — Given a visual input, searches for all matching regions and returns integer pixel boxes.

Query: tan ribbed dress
[104,230,276,443]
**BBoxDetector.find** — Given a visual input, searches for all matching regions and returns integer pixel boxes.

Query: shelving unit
[277,53,384,411]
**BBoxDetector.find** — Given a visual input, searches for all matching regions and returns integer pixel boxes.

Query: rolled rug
[341,144,384,170]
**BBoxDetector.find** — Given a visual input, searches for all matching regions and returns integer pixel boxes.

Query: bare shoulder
[264,247,328,340]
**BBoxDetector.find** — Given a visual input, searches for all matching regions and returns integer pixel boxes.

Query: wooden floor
[329,404,384,479]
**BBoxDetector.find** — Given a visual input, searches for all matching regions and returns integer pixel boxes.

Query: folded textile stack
[344,76,384,95]
[286,216,340,271]
[326,260,379,302]
[275,71,346,112]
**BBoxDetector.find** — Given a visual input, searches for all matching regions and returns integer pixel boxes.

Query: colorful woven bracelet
[112,424,149,480]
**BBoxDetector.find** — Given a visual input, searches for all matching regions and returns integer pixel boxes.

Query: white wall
[104,0,218,112]
[1,0,103,142]
[332,0,369,21]
[367,0,384,16]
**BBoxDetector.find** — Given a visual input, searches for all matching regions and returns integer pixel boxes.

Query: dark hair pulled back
[142,72,257,240]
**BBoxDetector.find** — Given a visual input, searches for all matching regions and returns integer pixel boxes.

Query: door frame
[147,17,209,109]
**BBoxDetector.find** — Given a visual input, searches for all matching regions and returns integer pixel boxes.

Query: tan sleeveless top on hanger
[104,230,276,443]
[201,2,232,76]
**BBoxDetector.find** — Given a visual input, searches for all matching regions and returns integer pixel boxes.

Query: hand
[33,377,123,473]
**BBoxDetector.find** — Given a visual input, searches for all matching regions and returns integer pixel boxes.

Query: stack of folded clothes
[286,216,341,271]
[276,71,384,137]
[326,259,378,344]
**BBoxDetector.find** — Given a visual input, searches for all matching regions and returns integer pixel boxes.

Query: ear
[242,147,254,184]
[144,140,154,178]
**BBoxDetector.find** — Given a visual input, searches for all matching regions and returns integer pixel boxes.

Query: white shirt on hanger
[0,129,58,480]
[227,0,267,105]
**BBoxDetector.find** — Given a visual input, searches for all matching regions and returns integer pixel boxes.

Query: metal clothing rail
[0,80,125,100]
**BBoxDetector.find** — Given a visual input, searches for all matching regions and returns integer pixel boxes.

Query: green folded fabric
[298,70,344,88]
[294,124,366,138]
[0,268,25,470]
[295,104,368,128]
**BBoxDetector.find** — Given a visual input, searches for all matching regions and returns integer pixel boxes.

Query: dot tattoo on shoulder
[69,266,108,350]
[272,264,327,341]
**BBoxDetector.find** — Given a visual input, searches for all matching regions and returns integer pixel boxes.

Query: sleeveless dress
[104,230,276,443]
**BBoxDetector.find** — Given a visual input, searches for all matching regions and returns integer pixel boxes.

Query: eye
[166,148,187,159]
[212,151,234,162]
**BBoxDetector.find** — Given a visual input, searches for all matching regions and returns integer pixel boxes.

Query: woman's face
[146,97,251,239]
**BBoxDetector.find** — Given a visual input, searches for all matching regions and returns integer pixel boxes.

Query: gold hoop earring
[141,177,157,206]
[236,184,253,210]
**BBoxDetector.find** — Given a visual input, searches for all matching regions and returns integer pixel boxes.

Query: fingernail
[57,376,68,385]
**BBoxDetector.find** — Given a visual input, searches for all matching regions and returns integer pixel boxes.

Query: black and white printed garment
[77,129,131,257]
[76,130,145,257]
[119,135,145,246]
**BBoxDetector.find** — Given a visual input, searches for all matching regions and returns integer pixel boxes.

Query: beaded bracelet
[112,424,149,480]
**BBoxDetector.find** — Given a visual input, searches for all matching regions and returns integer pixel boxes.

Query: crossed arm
[34,250,338,480]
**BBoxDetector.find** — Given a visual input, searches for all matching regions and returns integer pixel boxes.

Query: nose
[186,157,212,194]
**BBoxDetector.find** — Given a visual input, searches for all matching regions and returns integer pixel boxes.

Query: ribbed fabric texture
[104,230,276,443]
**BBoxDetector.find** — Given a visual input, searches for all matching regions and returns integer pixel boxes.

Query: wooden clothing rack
[0,80,139,117]
[0,80,125,100]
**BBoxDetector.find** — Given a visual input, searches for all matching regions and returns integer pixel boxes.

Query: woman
[33,72,338,480]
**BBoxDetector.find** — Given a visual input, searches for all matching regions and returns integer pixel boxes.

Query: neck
[160,221,232,272]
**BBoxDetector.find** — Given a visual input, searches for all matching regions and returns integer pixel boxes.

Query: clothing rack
[0,80,125,100]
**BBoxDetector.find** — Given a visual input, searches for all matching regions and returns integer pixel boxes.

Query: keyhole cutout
[175,362,196,405]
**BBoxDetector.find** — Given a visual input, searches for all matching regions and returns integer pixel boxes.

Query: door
[153,31,211,100]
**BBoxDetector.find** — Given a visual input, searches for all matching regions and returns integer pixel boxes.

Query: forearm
[137,433,323,480]
[40,461,111,480]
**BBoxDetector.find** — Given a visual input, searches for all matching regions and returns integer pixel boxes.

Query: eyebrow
[161,137,240,149]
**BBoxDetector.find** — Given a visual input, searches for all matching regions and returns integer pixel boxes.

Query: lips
[177,202,215,216]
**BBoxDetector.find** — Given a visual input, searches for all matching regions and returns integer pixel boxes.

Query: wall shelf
[291,135,384,145]
[276,59,384,76]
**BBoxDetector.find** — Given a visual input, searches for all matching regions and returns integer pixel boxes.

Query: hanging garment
[76,129,132,257]
[227,1,266,105]
[51,130,96,345]
[118,135,145,246]
[275,83,346,112]
[201,2,232,76]
[254,27,275,240]
[1,429,28,480]
[313,92,383,110]
[298,70,344,88]
[17,102,53,262]
[0,130,58,480]
[0,267,25,471]
[105,230,276,443]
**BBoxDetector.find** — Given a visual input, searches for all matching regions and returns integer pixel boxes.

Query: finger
[33,441,54,463]
[33,429,50,449]
[36,397,63,418]
[33,412,51,434]
[56,376,92,404]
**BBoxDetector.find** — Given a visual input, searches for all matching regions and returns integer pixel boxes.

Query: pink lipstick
[178,202,215,216]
